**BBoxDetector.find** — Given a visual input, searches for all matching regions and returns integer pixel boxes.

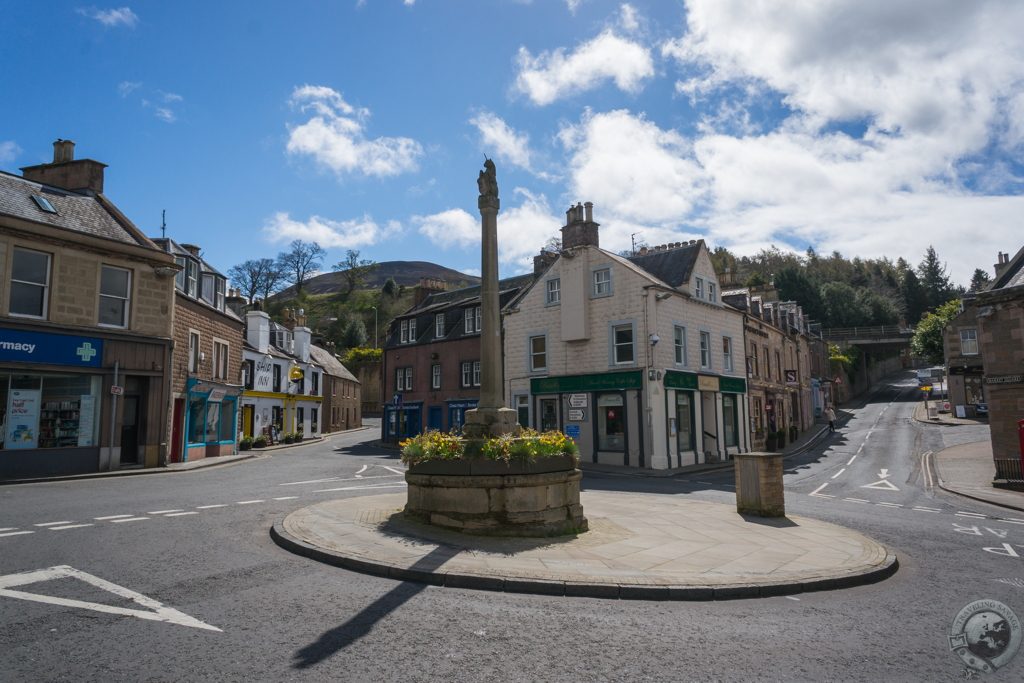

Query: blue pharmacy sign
[0,327,104,367]
[565,424,581,439]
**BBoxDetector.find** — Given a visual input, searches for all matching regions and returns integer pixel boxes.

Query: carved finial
[477,157,498,200]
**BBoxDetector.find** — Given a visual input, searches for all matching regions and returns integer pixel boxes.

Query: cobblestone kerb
[271,492,898,601]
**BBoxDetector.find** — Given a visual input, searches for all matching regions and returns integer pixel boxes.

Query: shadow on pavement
[332,442,400,459]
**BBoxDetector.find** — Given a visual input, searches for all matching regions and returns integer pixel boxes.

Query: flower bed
[400,428,578,465]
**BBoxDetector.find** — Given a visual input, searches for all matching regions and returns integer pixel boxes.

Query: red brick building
[309,344,361,432]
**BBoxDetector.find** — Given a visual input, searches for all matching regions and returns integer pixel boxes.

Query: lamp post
[370,306,378,349]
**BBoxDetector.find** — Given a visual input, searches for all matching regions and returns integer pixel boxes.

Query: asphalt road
[2,374,1023,682]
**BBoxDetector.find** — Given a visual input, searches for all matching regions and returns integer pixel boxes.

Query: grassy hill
[271,260,479,300]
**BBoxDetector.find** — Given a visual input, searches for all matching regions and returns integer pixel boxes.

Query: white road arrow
[0,565,221,632]
[863,478,900,491]
[879,469,889,478]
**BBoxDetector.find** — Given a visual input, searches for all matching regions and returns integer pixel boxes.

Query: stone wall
[170,295,244,394]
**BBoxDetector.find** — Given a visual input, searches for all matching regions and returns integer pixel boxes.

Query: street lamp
[370,306,378,349]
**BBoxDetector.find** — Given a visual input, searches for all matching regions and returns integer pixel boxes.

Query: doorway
[120,395,141,466]
[700,391,718,462]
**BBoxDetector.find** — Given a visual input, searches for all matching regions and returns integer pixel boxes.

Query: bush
[239,436,253,451]
[282,433,295,444]
[253,435,268,448]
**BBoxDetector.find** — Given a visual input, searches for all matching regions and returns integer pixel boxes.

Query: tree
[911,298,961,364]
[333,249,378,297]
[259,259,287,304]
[969,268,992,292]
[227,259,266,305]
[382,277,399,298]
[774,267,824,322]
[276,240,325,295]
[340,318,368,349]
[819,282,870,328]
[855,288,900,325]
[898,261,928,325]
[917,246,955,312]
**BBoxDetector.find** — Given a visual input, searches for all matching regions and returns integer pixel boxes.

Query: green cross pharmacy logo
[76,342,98,363]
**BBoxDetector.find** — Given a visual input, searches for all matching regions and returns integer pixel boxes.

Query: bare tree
[258,258,287,303]
[228,259,269,304]
[276,240,325,295]
[333,249,378,296]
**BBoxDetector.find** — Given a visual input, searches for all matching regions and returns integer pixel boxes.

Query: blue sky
[2,1,1022,286]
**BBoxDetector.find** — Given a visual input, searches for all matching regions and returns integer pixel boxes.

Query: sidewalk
[933,440,1024,513]
[911,399,988,427]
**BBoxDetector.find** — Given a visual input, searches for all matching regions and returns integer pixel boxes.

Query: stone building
[309,344,361,432]
[975,247,1024,481]
[944,295,986,417]
[382,275,534,442]
[0,139,176,478]
[504,203,749,470]
[239,308,324,441]
[151,238,244,462]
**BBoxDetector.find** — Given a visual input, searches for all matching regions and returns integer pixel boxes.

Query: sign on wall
[568,409,586,421]
[0,328,103,367]
[5,389,41,449]
[253,357,274,391]
[568,394,588,408]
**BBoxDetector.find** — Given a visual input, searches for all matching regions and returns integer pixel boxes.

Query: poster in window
[6,389,41,449]
[78,395,96,446]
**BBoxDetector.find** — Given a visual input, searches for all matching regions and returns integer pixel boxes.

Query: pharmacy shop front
[0,325,171,479]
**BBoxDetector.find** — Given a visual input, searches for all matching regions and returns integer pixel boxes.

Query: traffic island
[271,491,898,601]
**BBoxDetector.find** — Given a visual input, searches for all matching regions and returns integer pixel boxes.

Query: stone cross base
[734,452,786,517]
[462,407,519,440]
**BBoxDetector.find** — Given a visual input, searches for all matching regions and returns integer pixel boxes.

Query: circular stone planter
[404,455,588,537]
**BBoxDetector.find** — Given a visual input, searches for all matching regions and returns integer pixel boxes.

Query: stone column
[464,160,517,440]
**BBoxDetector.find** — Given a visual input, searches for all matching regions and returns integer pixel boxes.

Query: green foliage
[400,429,579,465]
[253,435,268,448]
[343,347,382,365]
[969,268,992,292]
[774,267,823,322]
[911,298,961,364]
[238,436,253,451]
[917,246,955,312]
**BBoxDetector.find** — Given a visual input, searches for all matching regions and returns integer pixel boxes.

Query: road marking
[196,504,227,509]
[785,596,800,601]
[1001,519,1024,525]
[164,512,198,517]
[831,468,846,479]
[273,496,298,501]
[95,514,134,520]
[355,465,368,478]
[876,502,903,508]
[279,474,401,486]
[148,510,184,515]
[0,531,34,538]
[809,483,829,496]
[0,528,16,533]
[0,565,221,632]
[34,521,73,527]
[957,512,986,518]
[110,517,149,523]
[381,466,406,475]
[844,498,870,504]
[235,500,264,505]
[878,468,889,478]
[862,478,900,491]
[49,524,94,530]
[313,484,408,493]
[847,455,857,465]
[914,506,942,512]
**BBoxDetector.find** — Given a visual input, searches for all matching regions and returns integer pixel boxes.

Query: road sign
[110,385,123,396]
[568,394,588,408]
[393,393,403,409]
[834,376,843,385]
[568,409,585,421]
[565,424,580,438]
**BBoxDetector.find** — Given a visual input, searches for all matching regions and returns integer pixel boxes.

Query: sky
[2,1,1023,287]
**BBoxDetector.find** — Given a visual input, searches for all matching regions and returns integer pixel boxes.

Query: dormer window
[201,273,215,304]
[695,277,704,299]
[174,256,186,291]
[708,282,716,303]
[31,194,58,214]
[186,259,198,298]
[215,277,226,311]
[464,306,481,333]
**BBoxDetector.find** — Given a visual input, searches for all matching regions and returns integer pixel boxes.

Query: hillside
[271,260,480,300]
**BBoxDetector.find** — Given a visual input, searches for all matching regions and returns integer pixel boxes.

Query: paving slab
[271,491,897,600]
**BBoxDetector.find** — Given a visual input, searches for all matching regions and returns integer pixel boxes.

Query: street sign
[393,393,403,408]
[565,424,580,439]
[568,409,585,421]
[568,393,588,408]
[110,385,123,396]
[834,376,843,385]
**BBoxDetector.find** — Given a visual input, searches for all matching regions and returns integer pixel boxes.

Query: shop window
[530,335,547,372]
[597,393,625,451]
[752,397,764,435]
[98,265,131,328]
[2,373,101,450]
[965,376,985,405]
[188,398,206,444]
[960,329,978,355]
[539,398,558,431]
[546,278,560,305]
[592,268,611,297]
[700,331,711,369]
[297,407,305,435]
[674,326,687,365]
[311,408,319,433]
[722,394,738,448]
[675,392,692,453]
[612,324,634,365]
[10,247,51,319]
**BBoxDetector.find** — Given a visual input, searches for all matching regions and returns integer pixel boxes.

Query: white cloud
[286,84,423,178]
[413,209,477,249]
[0,141,21,164]
[117,81,141,98]
[619,4,639,32]
[469,111,536,175]
[78,7,138,28]
[565,0,583,14]
[514,30,654,106]
[160,91,183,103]
[262,211,401,248]
[153,107,176,123]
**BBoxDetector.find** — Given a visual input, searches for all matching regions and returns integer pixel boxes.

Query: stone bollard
[734,451,785,517]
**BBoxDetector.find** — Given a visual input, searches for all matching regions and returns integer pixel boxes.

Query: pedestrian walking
[824,406,836,433]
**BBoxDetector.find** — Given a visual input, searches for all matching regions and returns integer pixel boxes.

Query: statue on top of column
[477,158,498,199]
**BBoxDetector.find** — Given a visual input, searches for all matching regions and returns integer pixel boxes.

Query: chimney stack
[21,139,108,195]
[994,251,1010,279]
[180,243,201,258]
[560,201,600,250]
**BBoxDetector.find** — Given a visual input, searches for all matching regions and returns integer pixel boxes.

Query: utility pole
[631,232,640,255]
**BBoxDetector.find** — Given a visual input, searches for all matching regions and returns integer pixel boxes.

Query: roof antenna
[161,209,166,239]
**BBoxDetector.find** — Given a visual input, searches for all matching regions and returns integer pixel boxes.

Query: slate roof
[625,241,702,288]
[990,245,1024,290]
[0,170,141,245]
[309,345,359,383]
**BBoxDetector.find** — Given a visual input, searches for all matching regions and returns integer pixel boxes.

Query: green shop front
[180,377,242,461]
[529,370,645,468]
[664,370,748,468]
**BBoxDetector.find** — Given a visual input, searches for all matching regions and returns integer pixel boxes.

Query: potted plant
[765,431,778,451]
[253,435,268,449]
[239,436,253,451]
[282,432,295,444]
[789,425,798,443]
[776,429,787,448]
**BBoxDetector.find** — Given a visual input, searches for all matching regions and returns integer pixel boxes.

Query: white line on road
[49,524,94,530]
[876,502,903,508]
[355,465,368,478]
[844,498,870,504]
[1005,518,1024,524]
[381,466,406,475]
[847,455,857,465]
[279,474,401,486]
[786,596,800,601]
[914,506,941,512]
[110,517,149,523]
[809,483,829,496]
[148,510,184,515]
[273,496,298,501]
[34,521,73,527]
[196,504,227,509]
[313,484,407,493]
[912,507,940,513]
[95,514,134,520]
[831,468,846,479]
[164,512,199,517]
[235,500,264,505]
[957,512,986,518]
[0,531,34,538]
[0,528,16,533]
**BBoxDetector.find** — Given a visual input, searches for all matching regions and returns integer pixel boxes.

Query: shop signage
[0,328,103,367]
[568,409,585,421]
[253,357,274,391]
[531,371,642,395]
[698,375,720,392]
[785,369,797,384]
[664,370,698,390]
[5,389,41,449]
[568,394,588,408]
[986,374,1024,385]
[565,424,581,439]
[719,376,747,394]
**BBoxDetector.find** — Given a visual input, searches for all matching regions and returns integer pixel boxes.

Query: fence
[995,458,1024,489]
[821,325,914,341]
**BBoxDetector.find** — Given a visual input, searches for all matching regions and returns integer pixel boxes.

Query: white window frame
[431,363,441,389]
[98,264,131,328]
[461,361,472,387]
[188,330,201,373]
[529,335,547,372]
[174,256,186,291]
[546,278,561,305]
[404,367,413,391]
[400,320,409,344]
[435,313,445,338]
[700,331,711,369]
[593,268,612,297]
[723,336,733,371]
[408,318,416,342]
[212,339,229,380]
[464,306,481,333]
[695,277,704,299]
[612,323,634,366]
[708,282,716,303]
[674,325,687,366]
[215,277,226,311]
[9,247,51,319]
[396,368,404,392]
[960,329,979,355]
[473,361,481,386]
[186,259,198,298]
